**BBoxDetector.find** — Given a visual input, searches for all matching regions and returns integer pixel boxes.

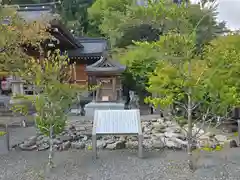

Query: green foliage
[89,0,191,47]
[175,116,188,127]
[202,34,240,115]
[193,144,223,152]
[59,0,96,36]
[145,31,240,118]
[12,51,85,136]
[107,1,226,100]
[143,32,203,106]
[0,6,50,76]
[0,131,6,136]
[117,43,160,94]
[89,0,226,48]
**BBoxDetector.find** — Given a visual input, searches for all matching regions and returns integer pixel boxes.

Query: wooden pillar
[119,87,122,102]
[73,64,77,84]
[96,79,100,102]
[112,77,116,101]
[118,76,122,101]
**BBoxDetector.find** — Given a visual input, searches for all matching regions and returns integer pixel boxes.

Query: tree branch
[174,101,188,111]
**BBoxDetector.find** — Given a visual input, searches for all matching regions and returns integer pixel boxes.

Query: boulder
[197,136,219,148]
[52,139,62,145]
[24,136,37,147]
[215,134,227,143]
[152,123,165,132]
[130,136,138,141]
[105,138,115,144]
[204,132,215,138]
[154,133,165,138]
[151,119,158,122]
[115,141,126,149]
[126,141,138,149]
[230,140,238,148]
[19,144,37,151]
[164,121,175,127]
[143,134,151,139]
[164,138,182,149]
[97,140,107,149]
[119,136,127,142]
[37,143,50,151]
[152,140,164,149]
[143,140,153,149]
[157,118,164,124]
[143,127,152,134]
[58,135,72,142]
[60,141,71,151]
[75,126,86,131]
[81,135,88,141]
[105,143,116,150]
[170,137,187,148]
[106,141,126,150]
[71,142,86,149]
[164,132,185,140]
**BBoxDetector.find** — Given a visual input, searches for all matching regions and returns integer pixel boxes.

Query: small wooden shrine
[86,55,126,102]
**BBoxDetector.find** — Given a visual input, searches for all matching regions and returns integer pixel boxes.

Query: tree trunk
[187,60,194,170]
[48,125,54,168]
[187,91,194,170]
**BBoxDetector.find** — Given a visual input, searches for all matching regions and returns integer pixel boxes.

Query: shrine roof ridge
[86,56,126,73]
[76,37,107,43]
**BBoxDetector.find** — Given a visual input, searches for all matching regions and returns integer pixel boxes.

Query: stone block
[85,102,125,118]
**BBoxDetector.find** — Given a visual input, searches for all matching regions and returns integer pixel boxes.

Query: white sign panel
[93,109,141,134]
[101,96,109,101]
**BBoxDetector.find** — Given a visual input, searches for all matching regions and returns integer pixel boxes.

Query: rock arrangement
[14,118,236,152]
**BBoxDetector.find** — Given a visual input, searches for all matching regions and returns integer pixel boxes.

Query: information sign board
[92,109,143,158]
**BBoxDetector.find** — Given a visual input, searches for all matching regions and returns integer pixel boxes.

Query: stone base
[85,102,125,118]
[0,136,9,154]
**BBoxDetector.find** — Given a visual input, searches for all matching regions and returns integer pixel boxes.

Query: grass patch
[0,131,6,136]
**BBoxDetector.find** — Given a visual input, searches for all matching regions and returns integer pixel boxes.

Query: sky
[192,0,240,30]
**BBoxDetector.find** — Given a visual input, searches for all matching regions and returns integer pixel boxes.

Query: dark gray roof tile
[86,56,126,73]
[68,37,107,57]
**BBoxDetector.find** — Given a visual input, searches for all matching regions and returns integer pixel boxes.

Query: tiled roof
[68,37,108,58]
[2,3,107,58]
[15,3,59,22]
[86,56,126,73]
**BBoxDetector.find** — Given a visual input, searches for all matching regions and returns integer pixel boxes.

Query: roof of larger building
[12,3,107,58]
[17,3,58,22]
[68,37,108,57]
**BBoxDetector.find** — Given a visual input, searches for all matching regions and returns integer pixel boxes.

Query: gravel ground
[1,149,240,180]
[1,118,240,180]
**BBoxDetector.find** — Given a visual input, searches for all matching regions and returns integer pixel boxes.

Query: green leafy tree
[99,0,227,102]
[13,50,85,168]
[89,0,226,48]
[0,6,50,76]
[89,0,190,47]
[58,0,96,36]
[116,44,160,99]
[144,30,240,170]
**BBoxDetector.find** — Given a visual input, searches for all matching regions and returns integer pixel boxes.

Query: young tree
[13,50,85,168]
[144,31,240,170]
